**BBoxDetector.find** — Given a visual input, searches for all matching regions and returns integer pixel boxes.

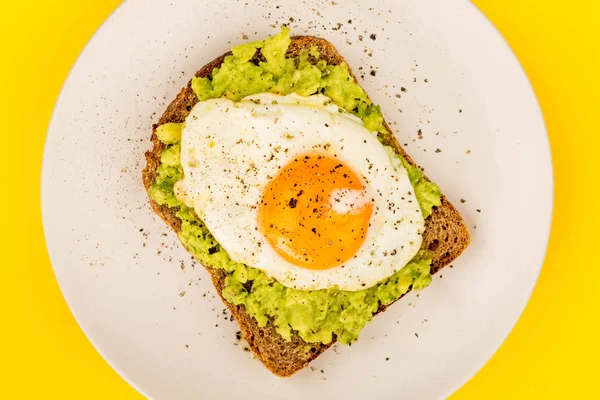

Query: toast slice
[142,36,470,377]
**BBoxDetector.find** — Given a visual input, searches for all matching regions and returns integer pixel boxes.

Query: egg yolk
[258,154,373,270]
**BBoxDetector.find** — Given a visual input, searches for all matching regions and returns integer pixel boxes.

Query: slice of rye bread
[142,36,470,377]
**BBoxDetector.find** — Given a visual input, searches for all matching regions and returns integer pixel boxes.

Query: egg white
[175,93,424,291]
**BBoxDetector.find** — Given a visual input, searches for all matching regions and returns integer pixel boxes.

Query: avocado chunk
[155,122,182,144]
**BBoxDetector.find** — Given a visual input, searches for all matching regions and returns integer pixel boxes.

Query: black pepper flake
[460,199,466,203]
[435,149,442,153]
[208,245,219,255]
[415,333,419,338]
[385,357,389,361]
[369,33,377,40]
[370,70,376,76]
[476,209,481,213]
[289,198,298,208]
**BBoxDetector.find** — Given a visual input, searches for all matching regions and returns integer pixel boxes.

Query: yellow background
[1,0,598,398]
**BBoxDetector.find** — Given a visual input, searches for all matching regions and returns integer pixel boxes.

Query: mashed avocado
[149,28,441,344]
[192,28,386,133]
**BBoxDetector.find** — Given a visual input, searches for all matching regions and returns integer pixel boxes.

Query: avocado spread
[148,28,442,344]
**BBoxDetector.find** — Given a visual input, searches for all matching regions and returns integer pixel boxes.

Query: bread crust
[142,36,470,377]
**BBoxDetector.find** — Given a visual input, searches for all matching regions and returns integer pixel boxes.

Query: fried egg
[175,93,424,291]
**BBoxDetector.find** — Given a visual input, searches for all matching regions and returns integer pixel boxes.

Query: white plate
[41,0,553,399]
